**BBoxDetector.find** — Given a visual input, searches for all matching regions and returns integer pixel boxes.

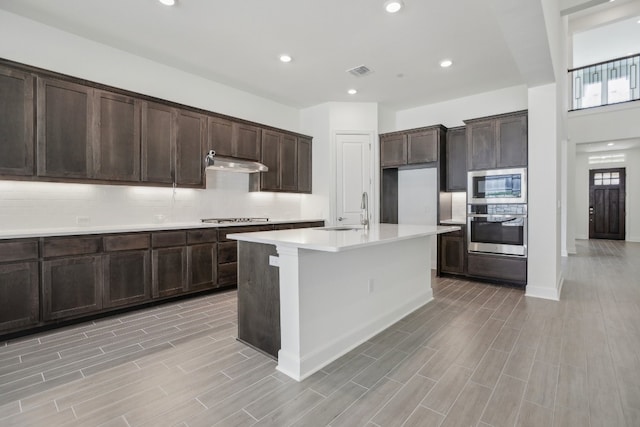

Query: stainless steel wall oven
[467,204,527,257]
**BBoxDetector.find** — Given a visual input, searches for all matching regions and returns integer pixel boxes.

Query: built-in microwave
[468,168,527,204]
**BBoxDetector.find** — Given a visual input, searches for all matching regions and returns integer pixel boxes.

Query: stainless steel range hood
[204,150,268,173]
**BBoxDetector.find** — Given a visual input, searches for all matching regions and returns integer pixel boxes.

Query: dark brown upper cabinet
[280,133,298,191]
[207,117,261,161]
[297,137,312,193]
[258,129,281,191]
[233,122,261,161]
[93,90,141,182]
[380,126,443,168]
[207,116,233,157]
[0,66,35,176]
[37,77,94,179]
[380,134,406,167]
[142,102,176,184]
[445,126,467,191]
[176,110,205,187]
[407,129,438,164]
[253,130,299,192]
[466,111,527,171]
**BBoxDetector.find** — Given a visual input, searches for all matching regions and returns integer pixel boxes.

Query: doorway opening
[589,167,626,240]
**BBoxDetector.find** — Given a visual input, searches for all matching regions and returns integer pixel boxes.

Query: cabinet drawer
[218,241,237,264]
[439,227,464,238]
[218,225,273,242]
[467,253,527,284]
[103,234,150,252]
[187,229,218,244]
[151,231,186,248]
[0,239,39,262]
[42,236,102,258]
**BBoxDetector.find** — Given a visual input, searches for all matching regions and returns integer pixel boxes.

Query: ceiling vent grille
[347,65,373,77]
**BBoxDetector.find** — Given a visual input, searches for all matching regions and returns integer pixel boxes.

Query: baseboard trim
[525,274,563,301]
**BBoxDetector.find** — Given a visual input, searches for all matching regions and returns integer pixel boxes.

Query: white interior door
[335,133,372,225]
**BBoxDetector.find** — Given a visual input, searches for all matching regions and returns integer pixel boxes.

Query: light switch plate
[269,255,280,267]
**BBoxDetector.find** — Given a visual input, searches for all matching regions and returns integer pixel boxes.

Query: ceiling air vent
[347,65,373,77]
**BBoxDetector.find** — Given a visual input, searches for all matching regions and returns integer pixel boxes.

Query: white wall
[396,85,528,130]
[0,172,304,230]
[568,102,640,144]
[574,148,640,242]
[398,168,439,267]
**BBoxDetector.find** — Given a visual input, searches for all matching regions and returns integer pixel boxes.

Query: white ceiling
[0,0,546,110]
[576,138,640,152]
[573,15,640,67]
[0,0,636,114]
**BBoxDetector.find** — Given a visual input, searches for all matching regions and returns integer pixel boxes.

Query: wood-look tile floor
[1,239,639,426]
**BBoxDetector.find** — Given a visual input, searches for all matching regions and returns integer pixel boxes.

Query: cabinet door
[0,66,35,176]
[439,235,466,274]
[142,102,175,184]
[103,250,150,308]
[497,114,527,168]
[188,243,217,291]
[152,247,187,298]
[280,133,298,191]
[260,130,281,191]
[297,137,312,193]
[0,262,39,332]
[207,116,233,157]
[233,123,261,161]
[43,255,103,320]
[467,121,496,170]
[93,90,141,181]
[446,127,467,191]
[176,110,205,186]
[37,78,93,178]
[407,130,437,164]
[380,134,407,167]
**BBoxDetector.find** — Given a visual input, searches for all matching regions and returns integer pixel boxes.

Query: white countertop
[0,219,324,240]
[228,223,460,252]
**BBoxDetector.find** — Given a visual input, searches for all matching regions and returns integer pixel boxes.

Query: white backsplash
[451,192,467,220]
[0,170,310,231]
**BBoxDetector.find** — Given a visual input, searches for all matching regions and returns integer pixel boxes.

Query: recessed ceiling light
[384,0,404,13]
[440,59,453,68]
[608,142,615,146]
[348,89,358,95]
[158,0,175,6]
[279,54,292,63]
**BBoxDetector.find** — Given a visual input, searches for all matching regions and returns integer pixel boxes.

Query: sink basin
[315,226,362,231]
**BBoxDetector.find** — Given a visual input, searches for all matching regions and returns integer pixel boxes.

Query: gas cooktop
[200,217,270,224]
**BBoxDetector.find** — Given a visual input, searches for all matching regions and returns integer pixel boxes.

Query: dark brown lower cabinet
[42,255,103,320]
[103,250,151,308]
[237,242,280,358]
[152,247,187,298]
[0,261,39,332]
[439,234,466,275]
[188,243,217,292]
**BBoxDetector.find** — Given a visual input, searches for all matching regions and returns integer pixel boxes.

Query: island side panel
[276,235,433,381]
[237,241,280,358]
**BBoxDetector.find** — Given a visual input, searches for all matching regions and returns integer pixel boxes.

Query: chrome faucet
[360,191,369,229]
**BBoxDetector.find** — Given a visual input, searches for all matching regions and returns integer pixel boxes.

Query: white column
[526,83,563,301]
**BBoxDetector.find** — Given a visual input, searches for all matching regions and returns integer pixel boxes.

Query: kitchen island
[228,223,459,381]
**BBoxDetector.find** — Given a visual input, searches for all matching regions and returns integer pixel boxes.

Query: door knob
[337,217,345,221]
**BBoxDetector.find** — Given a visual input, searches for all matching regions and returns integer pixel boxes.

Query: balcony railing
[570,54,639,111]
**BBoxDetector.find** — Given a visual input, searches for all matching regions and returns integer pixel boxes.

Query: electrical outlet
[76,216,90,226]
[368,279,374,294]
